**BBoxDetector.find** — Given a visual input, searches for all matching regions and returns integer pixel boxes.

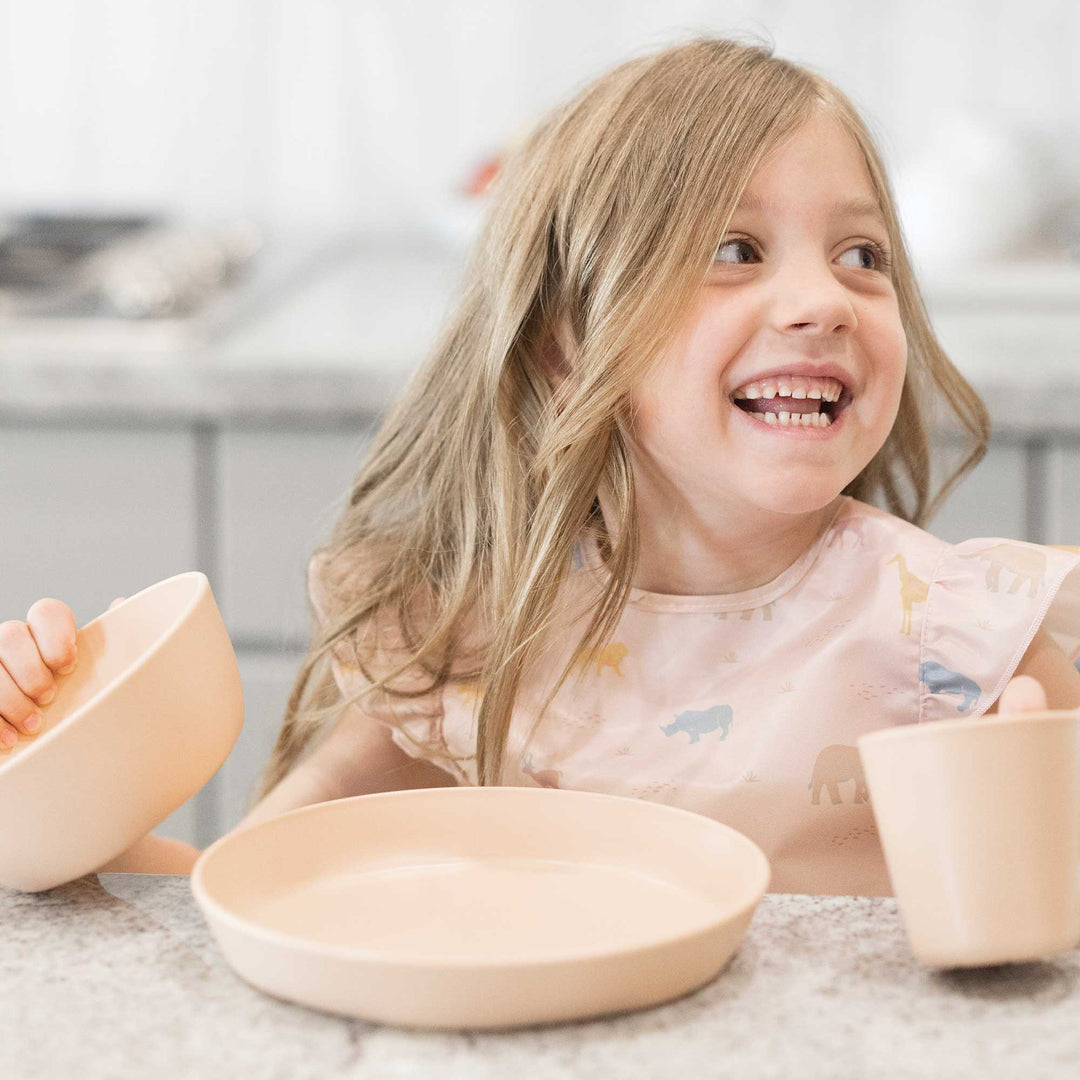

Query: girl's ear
[539,317,575,402]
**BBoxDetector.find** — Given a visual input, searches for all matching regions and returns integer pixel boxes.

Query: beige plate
[191,786,770,1030]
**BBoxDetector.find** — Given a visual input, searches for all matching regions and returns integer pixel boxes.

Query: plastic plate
[191,785,770,1030]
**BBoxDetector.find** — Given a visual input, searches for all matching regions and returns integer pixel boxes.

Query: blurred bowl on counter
[0,213,262,321]
[893,107,1066,272]
[87,219,263,319]
[0,213,337,352]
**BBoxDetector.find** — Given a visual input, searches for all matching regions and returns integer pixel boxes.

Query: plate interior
[251,854,726,962]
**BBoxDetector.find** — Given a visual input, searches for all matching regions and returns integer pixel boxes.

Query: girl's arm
[94,833,203,875]
[95,701,454,876]
[276,698,459,816]
[987,627,1080,714]
[215,700,459,841]
[92,755,338,876]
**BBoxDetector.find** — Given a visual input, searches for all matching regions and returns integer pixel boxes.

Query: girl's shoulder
[841,500,1080,721]
[826,496,951,575]
[807,496,953,611]
[827,498,1080,719]
[836,496,1080,609]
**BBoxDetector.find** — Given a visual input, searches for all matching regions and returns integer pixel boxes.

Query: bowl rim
[857,707,1080,751]
[0,570,209,774]
[190,784,772,969]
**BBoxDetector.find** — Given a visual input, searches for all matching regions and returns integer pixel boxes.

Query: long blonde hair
[248,32,989,804]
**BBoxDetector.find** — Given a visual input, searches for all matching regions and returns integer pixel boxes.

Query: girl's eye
[714,238,758,265]
[713,237,893,274]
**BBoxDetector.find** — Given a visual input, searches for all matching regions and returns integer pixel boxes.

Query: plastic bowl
[0,571,244,892]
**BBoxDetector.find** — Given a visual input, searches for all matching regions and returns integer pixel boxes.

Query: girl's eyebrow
[735,192,886,226]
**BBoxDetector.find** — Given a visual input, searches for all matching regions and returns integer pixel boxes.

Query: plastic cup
[857,710,1080,968]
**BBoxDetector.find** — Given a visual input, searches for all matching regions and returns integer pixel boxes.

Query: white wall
[1,0,1077,242]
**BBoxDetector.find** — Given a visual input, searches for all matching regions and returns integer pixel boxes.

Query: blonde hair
[248,31,989,804]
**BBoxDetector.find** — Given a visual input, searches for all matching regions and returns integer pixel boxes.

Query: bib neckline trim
[576,496,850,613]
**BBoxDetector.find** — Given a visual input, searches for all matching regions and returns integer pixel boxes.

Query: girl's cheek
[865,320,907,390]
[884,316,908,373]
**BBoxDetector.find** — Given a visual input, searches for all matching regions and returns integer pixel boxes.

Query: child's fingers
[0,616,64,709]
[0,596,129,751]
[0,640,48,742]
[24,598,79,676]
[996,675,1048,714]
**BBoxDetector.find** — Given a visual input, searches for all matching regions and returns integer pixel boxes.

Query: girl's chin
[716,468,853,515]
[742,489,848,518]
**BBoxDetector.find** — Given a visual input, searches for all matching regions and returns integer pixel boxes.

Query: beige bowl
[191,786,770,1030]
[0,571,244,892]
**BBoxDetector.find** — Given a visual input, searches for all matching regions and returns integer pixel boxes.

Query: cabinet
[927,436,1028,543]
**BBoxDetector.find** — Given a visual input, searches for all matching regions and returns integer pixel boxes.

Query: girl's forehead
[732,189,885,228]
[735,166,881,224]
[741,113,871,190]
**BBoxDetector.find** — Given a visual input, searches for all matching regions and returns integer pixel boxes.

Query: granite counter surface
[4,872,1079,1080]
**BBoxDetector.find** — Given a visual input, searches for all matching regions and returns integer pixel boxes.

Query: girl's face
[627,110,907,522]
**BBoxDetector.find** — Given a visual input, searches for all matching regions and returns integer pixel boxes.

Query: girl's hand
[0,596,125,751]
[993,628,1080,714]
[996,675,1049,714]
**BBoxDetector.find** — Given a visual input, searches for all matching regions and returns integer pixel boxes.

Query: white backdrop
[0,0,1077,258]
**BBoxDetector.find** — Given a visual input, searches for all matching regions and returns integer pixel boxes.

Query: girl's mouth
[728,385,853,438]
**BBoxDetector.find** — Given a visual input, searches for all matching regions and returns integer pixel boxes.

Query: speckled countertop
[4,873,1079,1079]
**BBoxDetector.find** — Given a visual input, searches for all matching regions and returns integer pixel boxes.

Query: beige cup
[857,710,1080,968]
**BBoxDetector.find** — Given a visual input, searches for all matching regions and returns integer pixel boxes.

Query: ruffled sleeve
[306,552,462,778]
[919,540,1080,722]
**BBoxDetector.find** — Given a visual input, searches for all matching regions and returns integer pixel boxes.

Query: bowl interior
[0,571,206,767]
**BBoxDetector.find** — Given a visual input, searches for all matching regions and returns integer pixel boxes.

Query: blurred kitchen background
[1,0,1078,848]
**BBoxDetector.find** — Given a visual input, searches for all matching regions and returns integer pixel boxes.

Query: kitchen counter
[4,873,1080,1079]
[0,234,464,424]
[1,233,1079,431]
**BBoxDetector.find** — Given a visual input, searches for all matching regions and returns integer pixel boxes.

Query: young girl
[239,33,1080,896]
[6,35,1080,892]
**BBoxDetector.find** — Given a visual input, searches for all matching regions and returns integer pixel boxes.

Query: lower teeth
[744,409,832,428]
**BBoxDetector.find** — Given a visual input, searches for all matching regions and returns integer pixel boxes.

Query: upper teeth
[732,376,844,402]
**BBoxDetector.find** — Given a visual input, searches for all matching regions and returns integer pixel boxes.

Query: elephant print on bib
[919,661,980,713]
[959,542,1046,599]
[808,744,869,805]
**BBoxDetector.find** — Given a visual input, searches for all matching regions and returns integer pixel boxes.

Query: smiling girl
[7,34,1077,892]
[241,34,1080,896]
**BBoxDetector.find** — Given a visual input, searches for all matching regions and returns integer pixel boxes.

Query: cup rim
[857,708,1080,750]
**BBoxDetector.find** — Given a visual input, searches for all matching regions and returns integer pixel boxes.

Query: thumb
[108,596,126,611]
[996,675,1048,715]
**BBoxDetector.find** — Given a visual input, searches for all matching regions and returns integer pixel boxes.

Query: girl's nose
[776,270,857,336]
